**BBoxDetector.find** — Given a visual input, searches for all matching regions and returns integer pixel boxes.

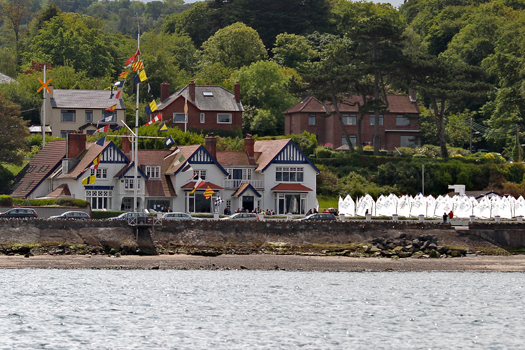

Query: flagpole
[134,31,140,212]
[42,65,46,148]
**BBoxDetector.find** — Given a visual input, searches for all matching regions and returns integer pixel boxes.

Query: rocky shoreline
[1,254,525,272]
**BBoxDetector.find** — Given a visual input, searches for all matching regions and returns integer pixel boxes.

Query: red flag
[118,71,129,79]
[125,49,140,66]
[105,104,116,112]
[115,91,122,99]
[95,125,110,134]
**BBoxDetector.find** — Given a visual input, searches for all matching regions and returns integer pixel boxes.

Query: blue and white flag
[214,196,224,207]
[164,135,175,148]
[113,81,125,88]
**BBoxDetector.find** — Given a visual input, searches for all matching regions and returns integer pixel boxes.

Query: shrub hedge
[0,195,13,207]
[91,211,125,219]
[10,197,89,207]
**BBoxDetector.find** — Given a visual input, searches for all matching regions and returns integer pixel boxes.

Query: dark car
[108,212,150,224]
[0,208,38,219]
[48,211,90,220]
[297,213,337,221]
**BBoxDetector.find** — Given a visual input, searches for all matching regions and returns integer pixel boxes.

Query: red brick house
[283,95,421,151]
[156,81,243,133]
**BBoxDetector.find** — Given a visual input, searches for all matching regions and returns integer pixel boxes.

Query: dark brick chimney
[234,82,241,103]
[66,132,86,159]
[189,80,196,102]
[244,133,254,159]
[205,133,217,159]
[160,82,170,102]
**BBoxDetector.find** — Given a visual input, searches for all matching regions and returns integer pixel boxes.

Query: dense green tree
[272,33,316,69]
[0,92,29,165]
[200,22,267,70]
[24,13,121,78]
[333,0,407,155]
[230,60,298,135]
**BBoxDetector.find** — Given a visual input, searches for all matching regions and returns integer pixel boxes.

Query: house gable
[260,140,320,173]
[175,145,228,176]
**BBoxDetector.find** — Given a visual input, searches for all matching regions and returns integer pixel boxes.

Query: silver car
[221,213,259,220]
[162,212,201,221]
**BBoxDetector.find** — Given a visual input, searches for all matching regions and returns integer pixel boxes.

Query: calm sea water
[0,270,523,349]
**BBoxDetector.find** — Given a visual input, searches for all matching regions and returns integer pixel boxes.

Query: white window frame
[102,111,116,122]
[60,130,74,138]
[173,113,186,123]
[90,168,108,179]
[200,113,205,123]
[124,178,141,189]
[85,189,112,210]
[275,167,304,182]
[217,113,232,124]
[145,165,161,179]
[342,135,357,146]
[192,170,206,181]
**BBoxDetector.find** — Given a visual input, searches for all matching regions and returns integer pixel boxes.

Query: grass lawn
[317,195,338,212]
[2,163,26,176]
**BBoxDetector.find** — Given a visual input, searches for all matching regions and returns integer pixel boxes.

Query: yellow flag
[149,100,157,113]
[82,175,96,185]
[203,186,214,200]
[139,70,147,82]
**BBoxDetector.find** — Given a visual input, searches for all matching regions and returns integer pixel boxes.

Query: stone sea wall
[0,219,524,256]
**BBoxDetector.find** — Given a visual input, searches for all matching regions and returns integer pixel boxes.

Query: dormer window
[145,165,161,179]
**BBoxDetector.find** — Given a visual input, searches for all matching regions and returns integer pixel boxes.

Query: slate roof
[271,183,313,192]
[253,139,291,172]
[50,89,125,110]
[10,140,66,198]
[157,85,243,112]
[0,72,16,84]
[284,95,419,114]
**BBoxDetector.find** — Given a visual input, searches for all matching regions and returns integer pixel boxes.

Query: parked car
[297,213,337,221]
[0,208,38,219]
[108,212,149,224]
[48,211,90,220]
[162,212,201,221]
[221,213,259,220]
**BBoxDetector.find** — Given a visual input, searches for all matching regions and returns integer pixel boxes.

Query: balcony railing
[223,179,263,189]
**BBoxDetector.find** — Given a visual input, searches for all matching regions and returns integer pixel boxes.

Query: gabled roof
[57,141,128,179]
[166,144,228,176]
[117,162,148,179]
[165,145,201,175]
[50,89,125,110]
[254,139,320,173]
[283,96,326,114]
[157,85,243,112]
[10,140,66,198]
[232,183,261,198]
[284,94,419,115]
[271,183,313,192]
[45,184,71,198]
